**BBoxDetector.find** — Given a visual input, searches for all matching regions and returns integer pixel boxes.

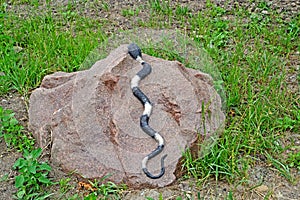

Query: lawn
[0,0,299,199]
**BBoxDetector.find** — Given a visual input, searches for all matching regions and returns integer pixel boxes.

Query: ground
[0,0,299,199]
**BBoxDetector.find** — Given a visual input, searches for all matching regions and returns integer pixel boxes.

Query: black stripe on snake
[128,43,167,179]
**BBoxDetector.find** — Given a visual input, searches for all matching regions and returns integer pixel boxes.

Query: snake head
[128,43,142,60]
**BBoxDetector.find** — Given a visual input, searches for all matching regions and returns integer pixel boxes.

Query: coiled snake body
[128,43,167,179]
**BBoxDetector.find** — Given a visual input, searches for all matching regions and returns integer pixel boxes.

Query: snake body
[128,43,167,179]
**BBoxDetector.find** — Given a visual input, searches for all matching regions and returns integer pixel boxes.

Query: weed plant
[81,179,126,200]
[13,148,53,200]
[0,106,52,199]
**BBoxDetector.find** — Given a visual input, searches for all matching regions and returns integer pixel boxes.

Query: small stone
[255,185,269,192]
[290,147,296,151]
[13,46,23,53]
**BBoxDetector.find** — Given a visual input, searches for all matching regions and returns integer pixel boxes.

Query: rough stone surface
[28,45,225,188]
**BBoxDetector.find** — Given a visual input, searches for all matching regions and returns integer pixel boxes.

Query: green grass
[121,8,140,17]
[179,4,300,184]
[0,106,34,151]
[0,0,299,199]
[0,3,105,95]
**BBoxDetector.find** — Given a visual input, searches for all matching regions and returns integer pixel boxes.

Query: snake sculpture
[128,43,167,179]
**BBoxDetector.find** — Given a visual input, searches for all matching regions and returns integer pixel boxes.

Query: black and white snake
[128,43,167,179]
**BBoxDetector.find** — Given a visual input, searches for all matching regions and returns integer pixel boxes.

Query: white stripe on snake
[128,43,167,179]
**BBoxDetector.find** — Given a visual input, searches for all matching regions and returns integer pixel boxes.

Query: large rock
[28,45,225,188]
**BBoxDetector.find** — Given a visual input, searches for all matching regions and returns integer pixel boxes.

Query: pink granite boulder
[28,44,225,188]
